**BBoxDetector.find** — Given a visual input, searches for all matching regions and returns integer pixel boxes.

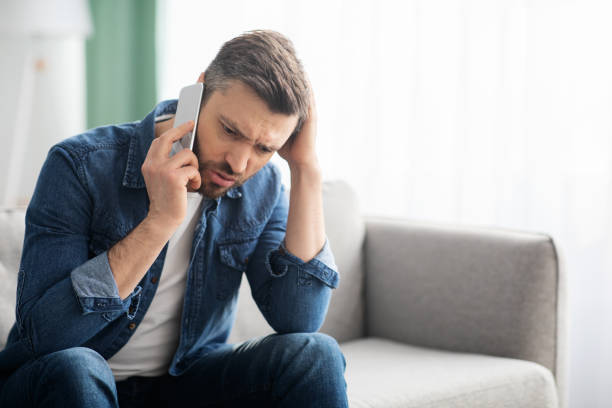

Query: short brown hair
[203,30,310,135]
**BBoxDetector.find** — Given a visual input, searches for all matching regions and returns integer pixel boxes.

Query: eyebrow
[219,114,280,151]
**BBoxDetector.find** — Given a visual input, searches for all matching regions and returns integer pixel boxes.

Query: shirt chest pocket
[216,238,258,300]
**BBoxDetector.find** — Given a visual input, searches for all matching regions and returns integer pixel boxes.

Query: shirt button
[151,276,159,284]
[128,306,136,314]
[128,323,137,330]
[244,257,249,263]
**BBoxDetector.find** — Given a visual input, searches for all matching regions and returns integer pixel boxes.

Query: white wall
[157,1,612,407]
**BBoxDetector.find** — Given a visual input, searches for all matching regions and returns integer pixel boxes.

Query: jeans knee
[39,347,114,387]
[306,333,345,368]
[276,332,346,372]
[266,333,347,403]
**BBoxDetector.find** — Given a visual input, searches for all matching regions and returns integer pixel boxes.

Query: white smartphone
[170,83,205,156]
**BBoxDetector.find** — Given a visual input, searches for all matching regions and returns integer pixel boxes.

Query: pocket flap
[218,239,258,272]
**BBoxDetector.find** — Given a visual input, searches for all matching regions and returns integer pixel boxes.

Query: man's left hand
[278,86,318,168]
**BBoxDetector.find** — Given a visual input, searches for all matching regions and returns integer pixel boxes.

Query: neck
[154,116,175,139]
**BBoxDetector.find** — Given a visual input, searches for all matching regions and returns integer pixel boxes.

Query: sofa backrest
[0,180,366,348]
[0,208,25,348]
[363,217,566,397]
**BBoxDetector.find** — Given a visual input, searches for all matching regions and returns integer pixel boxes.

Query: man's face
[192,80,299,198]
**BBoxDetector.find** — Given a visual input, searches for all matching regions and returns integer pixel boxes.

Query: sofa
[0,180,566,407]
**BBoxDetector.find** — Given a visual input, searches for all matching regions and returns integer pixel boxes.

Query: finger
[176,166,201,189]
[307,89,317,119]
[188,171,202,190]
[304,74,316,109]
[162,120,195,143]
[167,147,198,170]
[151,121,195,158]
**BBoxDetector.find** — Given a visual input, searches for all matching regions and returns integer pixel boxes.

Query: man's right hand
[108,120,202,299]
[141,120,202,231]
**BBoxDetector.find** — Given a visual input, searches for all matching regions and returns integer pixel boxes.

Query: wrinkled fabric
[0,333,348,408]
[0,100,339,386]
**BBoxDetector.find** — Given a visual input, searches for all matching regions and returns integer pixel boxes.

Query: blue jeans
[0,332,348,407]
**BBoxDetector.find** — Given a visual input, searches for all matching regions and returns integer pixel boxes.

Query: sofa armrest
[363,217,566,391]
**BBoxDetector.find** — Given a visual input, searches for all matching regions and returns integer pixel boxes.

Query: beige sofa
[0,181,566,407]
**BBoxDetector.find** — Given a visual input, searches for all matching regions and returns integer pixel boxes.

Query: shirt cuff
[70,251,141,318]
[280,238,338,273]
[268,237,339,289]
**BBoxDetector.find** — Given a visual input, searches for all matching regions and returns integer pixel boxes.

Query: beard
[196,159,245,198]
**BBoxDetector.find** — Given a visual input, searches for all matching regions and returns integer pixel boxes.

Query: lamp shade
[0,0,92,37]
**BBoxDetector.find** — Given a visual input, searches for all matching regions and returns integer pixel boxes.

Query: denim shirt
[0,99,339,381]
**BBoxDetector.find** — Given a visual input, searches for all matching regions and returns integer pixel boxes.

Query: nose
[225,144,250,175]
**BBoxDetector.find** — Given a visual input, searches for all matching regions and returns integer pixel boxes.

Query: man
[0,30,347,407]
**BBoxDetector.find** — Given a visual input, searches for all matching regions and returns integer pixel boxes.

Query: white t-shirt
[108,192,204,381]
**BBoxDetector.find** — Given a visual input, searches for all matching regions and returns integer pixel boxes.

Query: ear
[197,72,205,83]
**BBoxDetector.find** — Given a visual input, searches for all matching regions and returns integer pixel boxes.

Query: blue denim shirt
[0,99,339,381]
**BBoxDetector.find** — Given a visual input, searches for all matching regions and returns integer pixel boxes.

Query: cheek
[243,156,271,178]
[196,127,223,160]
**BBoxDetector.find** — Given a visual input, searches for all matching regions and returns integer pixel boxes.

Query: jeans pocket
[216,238,258,300]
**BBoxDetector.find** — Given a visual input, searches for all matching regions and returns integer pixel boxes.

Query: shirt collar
[121,99,242,200]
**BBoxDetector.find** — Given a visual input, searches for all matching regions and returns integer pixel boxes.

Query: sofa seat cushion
[341,338,558,408]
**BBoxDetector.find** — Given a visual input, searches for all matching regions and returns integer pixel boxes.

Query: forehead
[205,80,299,146]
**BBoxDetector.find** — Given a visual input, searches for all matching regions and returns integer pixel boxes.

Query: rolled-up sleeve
[271,238,339,289]
[246,184,340,334]
[71,251,142,319]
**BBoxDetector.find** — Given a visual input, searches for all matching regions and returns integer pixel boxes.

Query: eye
[257,145,273,154]
[222,124,236,136]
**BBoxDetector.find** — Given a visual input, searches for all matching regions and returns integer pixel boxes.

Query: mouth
[207,169,236,188]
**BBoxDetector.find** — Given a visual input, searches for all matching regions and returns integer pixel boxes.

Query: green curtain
[86,0,156,128]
